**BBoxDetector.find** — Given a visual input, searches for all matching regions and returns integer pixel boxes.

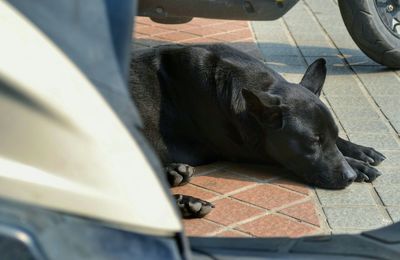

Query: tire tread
[338,0,400,68]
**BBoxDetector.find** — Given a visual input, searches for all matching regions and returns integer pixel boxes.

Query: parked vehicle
[139,0,400,68]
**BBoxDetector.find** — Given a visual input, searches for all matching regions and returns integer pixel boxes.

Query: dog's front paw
[338,138,386,166]
[166,163,194,187]
[346,157,382,182]
[174,194,214,218]
[350,145,386,166]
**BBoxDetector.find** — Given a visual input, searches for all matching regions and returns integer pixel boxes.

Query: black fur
[129,44,385,217]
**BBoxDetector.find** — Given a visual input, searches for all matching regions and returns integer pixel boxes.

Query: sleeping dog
[129,44,385,218]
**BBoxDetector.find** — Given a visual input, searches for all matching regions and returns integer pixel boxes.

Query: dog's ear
[300,58,327,97]
[242,89,287,129]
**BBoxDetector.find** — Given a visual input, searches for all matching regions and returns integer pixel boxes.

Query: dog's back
[129,44,280,165]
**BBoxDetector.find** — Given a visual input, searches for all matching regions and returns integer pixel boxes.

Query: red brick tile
[135,38,167,47]
[135,17,154,26]
[182,37,224,44]
[205,198,264,225]
[279,201,320,226]
[182,26,226,36]
[236,214,318,237]
[211,23,248,32]
[135,26,172,36]
[215,230,251,237]
[189,18,226,26]
[232,184,306,210]
[191,170,256,194]
[194,162,228,175]
[155,23,198,31]
[210,29,253,42]
[225,164,281,181]
[155,31,198,42]
[225,21,250,27]
[241,38,256,43]
[232,28,254,38]
[133,32,149,39]
[272,178,311,195]
[183,219,222,236]
[171,184,218,201]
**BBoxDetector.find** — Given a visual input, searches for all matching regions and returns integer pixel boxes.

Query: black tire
[338,0,400,68]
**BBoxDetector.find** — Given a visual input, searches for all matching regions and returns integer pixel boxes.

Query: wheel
[338,0,400,68]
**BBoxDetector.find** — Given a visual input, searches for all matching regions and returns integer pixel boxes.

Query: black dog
[129,44,385,218]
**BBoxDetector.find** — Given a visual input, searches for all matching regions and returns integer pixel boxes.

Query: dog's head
[242,59,356,189]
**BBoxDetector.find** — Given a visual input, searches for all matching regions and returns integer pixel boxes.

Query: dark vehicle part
[191,223,400,259]
[0,198,182,260]
[138,0,299,24]
[1,197,400,260]
[338,0,400,68]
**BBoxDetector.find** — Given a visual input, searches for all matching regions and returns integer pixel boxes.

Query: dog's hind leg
[166,163,195,187]
[337,137,386,166]
[174,194,214,218]
[166,163,214,218]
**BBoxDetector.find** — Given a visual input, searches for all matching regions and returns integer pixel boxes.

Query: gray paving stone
[379,110,400,129]
[327,96,374,111]
[341,48,372,59]
[265,55,306,66]
[353,68,400,96]
[372,96,400,109]
[387,207,400,222]
[304,56,345,67]
[251,20,283,30]
[390,120,400,133]
[283,3,339,59]
[326,65,355,76]
[289,34,330,43]
[377,150,400,168]
[266,65,306,75]
[323,206,391,229]
[322,79,364,97]
[347,133,400,150]
[346,55,381,67]
[338,131,349,140]
[228,42,260,52]
[375,185,400,206]
[332,106,381,120]
[304,0,338,14]
[255,33,291,44]
[258,43,300,57]
[251,20,292,44]
[299,45,339,57]
[282,73,303,83]
[339,118,389,134]
[373,168,400,186]
[316,183,376,206]
[373,96,400,123]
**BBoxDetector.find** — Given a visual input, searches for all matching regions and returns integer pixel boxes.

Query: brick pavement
[133,0,400,237]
